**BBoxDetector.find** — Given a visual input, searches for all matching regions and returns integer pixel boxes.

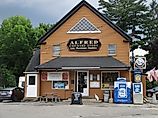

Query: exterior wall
[24,73,39,98]
[35,4,132,100]
[120,71,131,82]
[90,89,104,99]
[89,70,103,99]
[40,6,130,65]
[38,70,130,100]
[40,70,74,99]
[24,75,27,97]
[142,75,146,97]
[37,73,40,97]
[40,81,73,99]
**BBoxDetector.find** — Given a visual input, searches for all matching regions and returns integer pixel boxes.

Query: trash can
[71,92,83,105]
[104,90,109,102]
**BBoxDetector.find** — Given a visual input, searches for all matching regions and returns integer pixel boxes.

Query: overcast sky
[0,0,99,26]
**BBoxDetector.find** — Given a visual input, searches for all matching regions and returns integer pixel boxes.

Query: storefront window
[48,72,69,89]
[101,72,119,89]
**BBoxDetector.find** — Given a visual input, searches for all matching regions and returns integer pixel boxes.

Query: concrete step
[22,97,38,102]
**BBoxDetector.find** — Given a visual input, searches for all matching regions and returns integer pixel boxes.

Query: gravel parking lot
[0,102,158,118]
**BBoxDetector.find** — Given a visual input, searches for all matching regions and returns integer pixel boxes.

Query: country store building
[24,0,137,101]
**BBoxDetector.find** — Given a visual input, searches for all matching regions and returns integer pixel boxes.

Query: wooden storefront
[24,0,132,101]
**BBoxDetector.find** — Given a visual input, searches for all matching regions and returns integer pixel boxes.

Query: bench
[39,93,61,103]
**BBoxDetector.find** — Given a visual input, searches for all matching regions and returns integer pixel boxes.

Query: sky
[0,0,99,26]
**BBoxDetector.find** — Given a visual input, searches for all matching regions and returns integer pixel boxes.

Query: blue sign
[114,81,132,104]
[133,83,141,93]
[118,83,127,98]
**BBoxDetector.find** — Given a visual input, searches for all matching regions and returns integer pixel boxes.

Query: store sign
[67,38,101,51]
[133,83,142,94]
[134,69,142,83]
[134,57,146,69]
[118,83,127,98]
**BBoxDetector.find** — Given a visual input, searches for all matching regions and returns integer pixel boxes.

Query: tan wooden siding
[90,89,103,99]
[40,6,130,65]
[120,71,131,82]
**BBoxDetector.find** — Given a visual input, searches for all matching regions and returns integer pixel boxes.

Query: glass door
[77,71,89,96]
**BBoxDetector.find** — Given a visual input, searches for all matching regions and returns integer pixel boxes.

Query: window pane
[53,81,68,89]
[48,72,69,89]
[108,44,115,49]
[29,76,35,85]
[53,45,60,56]
[108,44,116,55]
[101,72,118,89]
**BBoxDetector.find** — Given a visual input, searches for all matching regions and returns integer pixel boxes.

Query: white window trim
[101,71,120,90]
[48,72,69,89]
[67,17,101,34]
[108,44,117,56]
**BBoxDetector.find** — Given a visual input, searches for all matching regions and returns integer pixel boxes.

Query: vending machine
[133,82,143,104]
[114,78,132,104]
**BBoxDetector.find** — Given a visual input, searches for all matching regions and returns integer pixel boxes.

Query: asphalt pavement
[0,101,158,118]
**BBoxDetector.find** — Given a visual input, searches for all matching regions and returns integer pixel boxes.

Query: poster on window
[53,81,65,89]
[41,72,47,81]
[62,72,68,80]
[90,82,100,88]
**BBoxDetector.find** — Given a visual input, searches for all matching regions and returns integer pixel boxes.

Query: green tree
[98,0,149,50]
[0,65,16,88]
[0,16,33,85]
[0,16,53,87]
[31,23,53,45]
[141,0,158,70]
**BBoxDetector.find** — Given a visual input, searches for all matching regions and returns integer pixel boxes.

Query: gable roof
[35,56,129,70]
[25,48,40,72]
[37,0,132,45]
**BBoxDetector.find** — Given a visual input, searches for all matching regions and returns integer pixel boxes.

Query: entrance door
[26,74,37,97]
[77,71,89,96]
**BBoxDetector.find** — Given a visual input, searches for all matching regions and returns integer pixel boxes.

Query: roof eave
[37,1,85,45]
[37,0,132,45]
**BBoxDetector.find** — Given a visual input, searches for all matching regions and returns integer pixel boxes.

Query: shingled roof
[37,0,132,45]
[35,56,130,70]
[25,48,40,72]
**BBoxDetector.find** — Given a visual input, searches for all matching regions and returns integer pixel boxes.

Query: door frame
[77,71,89,96]
[26,74,38,97]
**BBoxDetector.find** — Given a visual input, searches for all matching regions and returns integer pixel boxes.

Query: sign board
[134,69,142,83]
[67,38,101,51]
[133,82,143,104]
[118,83,127,98]
[101,83,110,89]
[114,81,132,103]
[134,57,146,69]
[90,82,100,88]
[133,83,143,94]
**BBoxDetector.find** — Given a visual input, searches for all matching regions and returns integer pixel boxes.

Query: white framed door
[77,71,89,96]
[26,74,37,97]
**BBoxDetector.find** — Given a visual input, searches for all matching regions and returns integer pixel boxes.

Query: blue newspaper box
[114,78,132,103]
